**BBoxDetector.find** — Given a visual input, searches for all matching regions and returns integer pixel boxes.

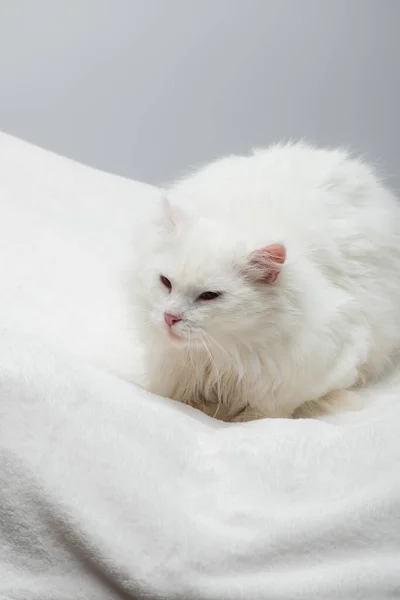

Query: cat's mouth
[166,327,183,343]
[163,323,201,346]
[164,322,187,344]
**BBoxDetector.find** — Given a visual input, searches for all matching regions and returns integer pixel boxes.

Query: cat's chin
[164,327,191,346]
[164,329,184,345]
[163,327,203,348]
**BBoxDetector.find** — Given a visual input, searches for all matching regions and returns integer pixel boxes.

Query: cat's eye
[160,275,172,291]
[197,291,222,301]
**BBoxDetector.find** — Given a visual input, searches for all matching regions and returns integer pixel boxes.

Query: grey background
[0,0,399,188]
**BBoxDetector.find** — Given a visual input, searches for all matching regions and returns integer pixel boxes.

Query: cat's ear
[245,243,286,284]
[162,195,185,232]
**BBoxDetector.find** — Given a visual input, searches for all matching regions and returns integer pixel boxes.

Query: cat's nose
[164,312,182,328]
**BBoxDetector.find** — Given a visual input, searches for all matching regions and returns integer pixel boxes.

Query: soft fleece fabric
[0,132,399,600]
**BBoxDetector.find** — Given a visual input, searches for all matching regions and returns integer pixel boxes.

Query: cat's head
[140,197,286,348]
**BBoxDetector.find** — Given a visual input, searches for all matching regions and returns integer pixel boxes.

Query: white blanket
[0,132,399,600]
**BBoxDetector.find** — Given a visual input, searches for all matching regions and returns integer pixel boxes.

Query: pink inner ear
[248,243,286,284]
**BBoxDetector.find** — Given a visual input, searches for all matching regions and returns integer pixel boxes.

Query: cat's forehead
[162,245,237,285]
[159,222,243,286]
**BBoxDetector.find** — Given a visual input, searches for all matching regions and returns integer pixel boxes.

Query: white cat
[134,143,400,421]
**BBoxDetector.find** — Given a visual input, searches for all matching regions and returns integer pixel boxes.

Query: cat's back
[168,142,398,237]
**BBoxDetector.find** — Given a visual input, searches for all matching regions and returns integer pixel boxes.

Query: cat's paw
[293,389,361,419]
[198,400,266,423]
[230,407,267,423]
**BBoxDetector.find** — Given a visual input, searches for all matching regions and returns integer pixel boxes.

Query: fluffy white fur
[135,143,400,421]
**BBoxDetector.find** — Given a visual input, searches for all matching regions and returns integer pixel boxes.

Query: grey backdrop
[0,0,399,187]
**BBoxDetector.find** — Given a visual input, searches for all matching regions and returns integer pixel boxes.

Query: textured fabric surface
[0,133,400,599]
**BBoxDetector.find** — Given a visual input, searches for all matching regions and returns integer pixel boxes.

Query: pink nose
[164,312,182,328]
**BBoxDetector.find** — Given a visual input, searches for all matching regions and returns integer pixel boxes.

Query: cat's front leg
[195,399,240,422]
[230,406,269,423]
[193,399,266,423]
[292,389,361,419]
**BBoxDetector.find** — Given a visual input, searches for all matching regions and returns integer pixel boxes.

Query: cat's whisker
[200,329,230,362]
[179,330,194,384]
[211,403,221,419]
[187,331,196,372]
[199,332,215,374]
[199,331,224,419]
[201,328,240,376]
[173,332,201,406]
